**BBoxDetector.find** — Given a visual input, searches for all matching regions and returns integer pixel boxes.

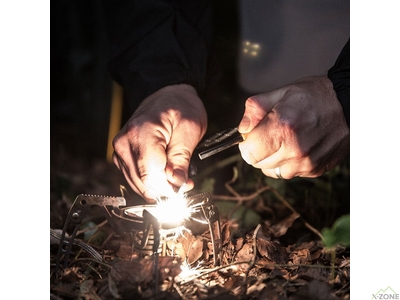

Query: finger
[238,90,285,134]
[261,164,295,180]
[252,147,285,170]
[238,97,267,134]
[165,156,189,189]
[165,124,201,190]
[112,137,144,194]
[238,112,282,166]
[113,132,170,202]
[112,151,154,202]
[260,167,282,179]
[180,179,194,192]
[261,161,320,180]
[136,139,177,199]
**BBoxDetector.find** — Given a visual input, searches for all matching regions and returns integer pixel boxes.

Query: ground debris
[50,153,350,299]
[50,217,350,299]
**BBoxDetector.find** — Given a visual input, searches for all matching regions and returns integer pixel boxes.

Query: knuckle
[245,96,261,109]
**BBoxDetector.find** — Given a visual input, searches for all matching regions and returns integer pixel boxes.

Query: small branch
[213,182,323,241]
[241,224,262,296]
[269,188,323,240]
[196,154,241,180]
[76,219,108,236]
[68,258,112,269]
[178,259,338,286]
[81,262,104,280]
[212,186,272,202]
[224,167,241,198]
[173,283,190,300]
[178,260,252,285]
[224,167,245,219]
[254,261,339,269]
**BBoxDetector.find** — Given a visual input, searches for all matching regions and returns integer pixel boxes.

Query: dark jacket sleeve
[328,39,350,127]
[102,0,213,113]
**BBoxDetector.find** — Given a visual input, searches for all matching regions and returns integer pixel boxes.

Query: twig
[213,181,323,240]
[101,232,115,248]
[212,185,271,202]
[178,260,251,285]
[173,283,190,300]
[254,262,339,269]
[224,167,241,198]
[67,257,112,269]
[241,224,262,296]
[76,219,108,236]
[82,262,104,280]
[250,224,261,268]
[178,258,338,286]
[269,188,323,240]
[196,154,242,180]
[224,167,245,219]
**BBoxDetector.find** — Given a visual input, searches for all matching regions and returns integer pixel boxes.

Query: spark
[176,262,207,282]
[124,191,204,240]
[149,186,205,239]
[154,189,196,223]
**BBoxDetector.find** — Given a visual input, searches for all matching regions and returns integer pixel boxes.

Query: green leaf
[321,214,350,248]
[199,177,215,194]
[215,201,261,231]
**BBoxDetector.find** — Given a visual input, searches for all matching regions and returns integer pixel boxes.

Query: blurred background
[51,0,349,160]
[51,0,350,231]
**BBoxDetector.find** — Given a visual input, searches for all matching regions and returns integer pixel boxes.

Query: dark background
[50,1,350,224]
[50,0,245,161]
[51,1,114,159]
[50,0,349,161]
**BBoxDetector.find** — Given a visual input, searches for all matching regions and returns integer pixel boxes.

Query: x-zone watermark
[372,287,399,299]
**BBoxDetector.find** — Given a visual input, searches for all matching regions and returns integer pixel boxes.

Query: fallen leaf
[235,242,254,268]
[116,244,134,260]
[187,238,204,265]
[110,259,152,287]
[79,279,102,300]
[61,267,84,283]
[290,248,311,265]
[263,212,300,238]
[292,279,336,300]
[256,238,288,264]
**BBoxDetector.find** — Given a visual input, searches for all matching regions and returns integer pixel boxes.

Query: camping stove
[55,192,221,270]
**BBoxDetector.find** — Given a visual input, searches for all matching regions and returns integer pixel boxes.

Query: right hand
[238,76,349,179]
[112,84,207,203]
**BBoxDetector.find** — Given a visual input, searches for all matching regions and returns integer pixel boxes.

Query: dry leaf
[187,238,204,265]
[290,248,311,265]
[263,212,300,238]
[79,279,102,300]
[256,238,288,264]
[236,243,254,262]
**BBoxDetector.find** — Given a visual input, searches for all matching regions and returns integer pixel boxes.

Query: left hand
[112,84,207,202]
[237,76,350,179]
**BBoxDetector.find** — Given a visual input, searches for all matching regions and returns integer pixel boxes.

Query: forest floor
[50,148,350,300]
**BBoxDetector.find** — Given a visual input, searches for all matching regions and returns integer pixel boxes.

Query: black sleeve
[328,39,350,127]
[102,0,213,113]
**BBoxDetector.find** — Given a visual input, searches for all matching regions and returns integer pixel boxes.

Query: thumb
[165,127,201,191]
[238,89,285,134]
[165,149,194,192]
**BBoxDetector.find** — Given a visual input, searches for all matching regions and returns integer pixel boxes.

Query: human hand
[238,76,349,179]
[112,84,207,202]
